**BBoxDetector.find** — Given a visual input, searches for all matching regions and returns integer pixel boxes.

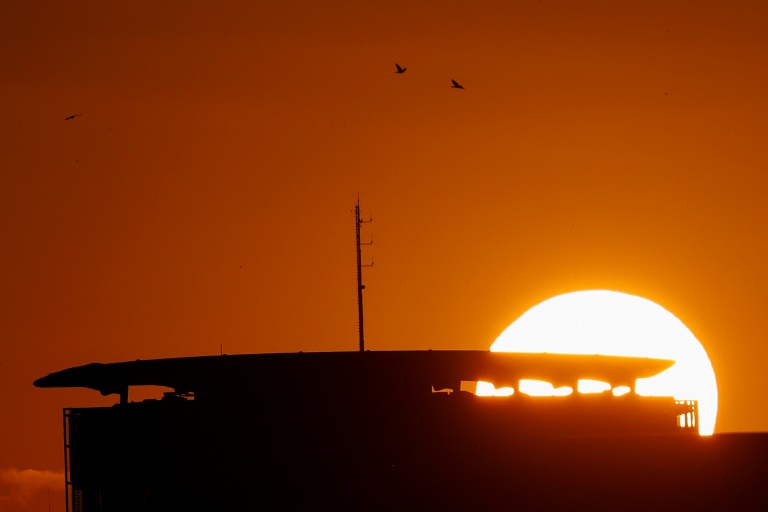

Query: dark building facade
[36,351,767,511]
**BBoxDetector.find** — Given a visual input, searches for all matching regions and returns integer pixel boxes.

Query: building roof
[34,351,674,399]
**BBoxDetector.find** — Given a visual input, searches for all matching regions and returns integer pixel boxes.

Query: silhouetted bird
[395,63,406,74]
[451,80,464,89]
[64,114,82,120]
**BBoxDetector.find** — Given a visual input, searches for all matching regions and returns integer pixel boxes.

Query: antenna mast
[354,198,372,351]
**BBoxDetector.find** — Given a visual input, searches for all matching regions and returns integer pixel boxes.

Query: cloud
[0,468,64,506]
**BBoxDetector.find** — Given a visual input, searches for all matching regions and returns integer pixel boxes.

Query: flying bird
[64,114,82,120]
[395,63,406,74]
[451,80,464,89]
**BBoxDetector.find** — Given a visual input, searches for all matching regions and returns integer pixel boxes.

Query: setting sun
[486,290,718,435]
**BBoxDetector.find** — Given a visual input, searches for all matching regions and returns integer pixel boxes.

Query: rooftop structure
[35,350,675,403]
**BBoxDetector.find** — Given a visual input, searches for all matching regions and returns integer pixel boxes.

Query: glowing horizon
[488,290,718,435]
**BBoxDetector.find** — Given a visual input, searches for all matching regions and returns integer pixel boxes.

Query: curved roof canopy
[34,351,673,400]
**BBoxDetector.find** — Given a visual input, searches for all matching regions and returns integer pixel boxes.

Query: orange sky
[3,1,768,508]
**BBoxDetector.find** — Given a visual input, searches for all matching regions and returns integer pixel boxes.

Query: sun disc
[490,290,718,435]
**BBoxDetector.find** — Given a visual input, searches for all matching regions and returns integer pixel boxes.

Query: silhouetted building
[35,351,767,511]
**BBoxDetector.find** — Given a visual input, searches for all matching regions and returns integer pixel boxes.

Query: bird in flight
[64,114,82,120]
[451,80,464,89]
[395,63,407,74]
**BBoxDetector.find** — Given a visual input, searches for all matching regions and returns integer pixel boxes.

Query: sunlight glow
[518,379,556,396]
[475,381,495,396]
[490,290,718,435]
[476,381,515,396]
[612,385,631,397]
[514,380,574,397]
[577,379,612,394]
[552,386,574,397]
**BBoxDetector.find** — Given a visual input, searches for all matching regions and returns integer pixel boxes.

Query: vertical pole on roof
[354,197,373,351]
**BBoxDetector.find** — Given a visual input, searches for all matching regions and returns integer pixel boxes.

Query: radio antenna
[354,197,373,351]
